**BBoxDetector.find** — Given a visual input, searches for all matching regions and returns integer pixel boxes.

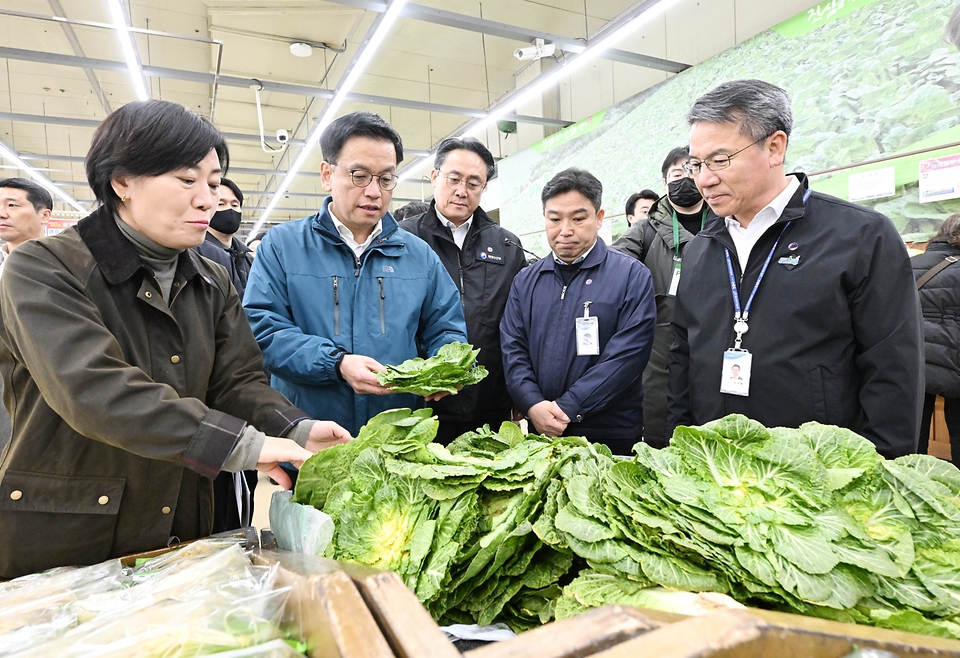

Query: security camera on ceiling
[514,38,556,61]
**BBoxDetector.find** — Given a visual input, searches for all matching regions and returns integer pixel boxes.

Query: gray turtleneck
[114,217,180,301]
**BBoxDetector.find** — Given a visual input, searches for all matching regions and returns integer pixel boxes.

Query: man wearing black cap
[197,177,253,297]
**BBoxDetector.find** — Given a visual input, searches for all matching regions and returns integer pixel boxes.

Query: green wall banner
[499,0,960,253]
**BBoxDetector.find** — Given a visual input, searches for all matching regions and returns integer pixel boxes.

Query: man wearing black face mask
[611,146,710,448]
[197,178,253,298]
[195,177,257,532]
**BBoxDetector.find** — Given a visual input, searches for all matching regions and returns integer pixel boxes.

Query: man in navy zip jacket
[244,112,468,437]
[667,79,922,458]
[500,168,657,455]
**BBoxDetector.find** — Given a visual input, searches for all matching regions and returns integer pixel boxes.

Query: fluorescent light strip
[0,140,88,214]
[249,0,408,238]
[105,0,149,101]
[399,0,682,180]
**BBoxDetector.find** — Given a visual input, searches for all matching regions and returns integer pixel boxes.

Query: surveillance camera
[276,129,289,144]
[514,38,555,61]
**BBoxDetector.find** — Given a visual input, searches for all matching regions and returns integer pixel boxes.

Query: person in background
[500,168,656,455]
[625,189,658,227]
[0,100,351,579]
[913,213,960,465]
[399,137,526,443]
[611,147,709,448]
[244,111,468,440]
[0,178,51,277]
[0,178,52,453]
[196,177,253,297]
[194,177,257,533]
[393,200,429,222]
[668,79,922,459]
[247,230,269,256]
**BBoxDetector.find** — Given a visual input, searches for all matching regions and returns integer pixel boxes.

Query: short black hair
[661,146,690,179]
[0,177,53,213]
[219,177,243,207]
[320,111,403,165]
[625,189,659,216]
[434,137,496,181]
[393,200,429,221]
[541,168,602,212]
[85,100,229,216]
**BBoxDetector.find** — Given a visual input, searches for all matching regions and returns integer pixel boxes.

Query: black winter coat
[195,233,253,299]
[668,174,923,459]
[399,203,526,422]
[912,240,960,398]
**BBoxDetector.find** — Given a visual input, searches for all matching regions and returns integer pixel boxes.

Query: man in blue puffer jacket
[244,112,468,437]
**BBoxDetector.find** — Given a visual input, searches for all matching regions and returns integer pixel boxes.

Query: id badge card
[576,302,600,356]
[720,350,752,396]
[667,257,682,297]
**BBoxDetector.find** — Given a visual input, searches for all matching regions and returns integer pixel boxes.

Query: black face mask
[667,177,703,209]
[210,208,242,234]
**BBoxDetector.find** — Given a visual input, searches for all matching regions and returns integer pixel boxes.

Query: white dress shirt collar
[724,176,800,266]
[329,206,383,258]
[437,210,473,250]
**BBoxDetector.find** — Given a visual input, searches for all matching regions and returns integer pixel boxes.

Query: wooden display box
[589,607,960,658]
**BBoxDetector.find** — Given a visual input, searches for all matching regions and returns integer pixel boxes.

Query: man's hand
[424,385,463,403]
[340,354,392,395]
[306,421,353,451]
[256,436,313,489]
[527,400,570,437]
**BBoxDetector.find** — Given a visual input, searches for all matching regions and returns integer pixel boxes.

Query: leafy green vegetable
[376,341,488,396]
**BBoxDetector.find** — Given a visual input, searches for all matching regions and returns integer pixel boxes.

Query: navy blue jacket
[500,238,656,447]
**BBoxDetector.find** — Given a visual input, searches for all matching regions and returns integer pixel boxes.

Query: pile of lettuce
[294,410,960,639]
[376,342,488,396]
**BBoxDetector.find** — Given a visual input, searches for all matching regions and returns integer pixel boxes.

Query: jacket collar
[312,196,403,251]
[540,237,608,272]
[648,196,706,250]
[203,231,252,256]
[77,206,206,286]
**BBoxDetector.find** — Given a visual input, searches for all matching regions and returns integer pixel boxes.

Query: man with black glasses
[667,79,921,459]
[399,138,526,443]
[244,112,467,438]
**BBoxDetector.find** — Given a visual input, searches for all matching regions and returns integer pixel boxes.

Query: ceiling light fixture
[0,138,88,214]
[289,42,313,58]
[398,0,681,182]
[105,0,149,101]
[249,0,409,238]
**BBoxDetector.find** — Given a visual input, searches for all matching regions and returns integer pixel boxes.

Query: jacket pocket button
[145,291,153,299]
[9,490,21,501]
[170,355,180,364]
[161,506,171,515]
[98,495,109,505]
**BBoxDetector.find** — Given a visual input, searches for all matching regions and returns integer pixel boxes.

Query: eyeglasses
[329,163,398,190]
[439,170,485,193]
[684,135,769,175]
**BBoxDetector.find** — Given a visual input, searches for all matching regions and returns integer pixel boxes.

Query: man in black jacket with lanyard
[668,79,922,459]
[400,138,526,443]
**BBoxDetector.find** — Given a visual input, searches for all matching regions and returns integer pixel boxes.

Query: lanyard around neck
[724,221,791,349]
[671,207,709,258]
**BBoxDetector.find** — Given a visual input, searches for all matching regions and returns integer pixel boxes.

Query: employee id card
[720,349,752,396]
[667,256,682,297]
[576,301,599,356]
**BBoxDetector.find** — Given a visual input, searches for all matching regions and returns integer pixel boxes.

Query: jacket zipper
[561,285,568,300]
[377,277,386,334]
[333,276,340,336]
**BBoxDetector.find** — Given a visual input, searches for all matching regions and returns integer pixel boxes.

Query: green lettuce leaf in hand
[377,341,489,396]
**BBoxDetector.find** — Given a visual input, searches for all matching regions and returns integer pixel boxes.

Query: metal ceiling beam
[47,0,111,115]
[0,45,573,128]
[0,111,432,157]
[323,0,688,73]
